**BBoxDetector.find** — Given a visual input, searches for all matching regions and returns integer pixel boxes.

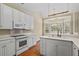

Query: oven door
[16,37,28,50]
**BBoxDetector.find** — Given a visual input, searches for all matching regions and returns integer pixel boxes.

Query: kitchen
[0,3,79,56]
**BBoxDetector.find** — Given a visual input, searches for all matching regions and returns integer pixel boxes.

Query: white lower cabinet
[0,41,6,56]
[73,43,79,56]
[40,38,46,55]
[56,45,72,56]
[0,38,15,56]
[27,36,33,48]
[40,38,73,56]
[8,39,15,56]
[46,44,57,56]
[27,36,35,48]
[27,35,37,49]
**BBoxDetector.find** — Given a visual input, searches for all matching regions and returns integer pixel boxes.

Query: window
[43,15,71,36]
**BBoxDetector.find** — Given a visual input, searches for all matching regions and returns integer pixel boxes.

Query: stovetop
[11,35,26,37]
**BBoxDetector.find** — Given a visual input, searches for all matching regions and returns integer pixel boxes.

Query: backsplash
[0,29,32,35]
[10,29,23,34]
[0,29,10,35]
[10,29,32,35]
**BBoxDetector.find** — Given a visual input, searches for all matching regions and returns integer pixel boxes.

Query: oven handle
[16,37,28,39]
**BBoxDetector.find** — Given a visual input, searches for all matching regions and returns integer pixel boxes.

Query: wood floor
[18,42,40,56]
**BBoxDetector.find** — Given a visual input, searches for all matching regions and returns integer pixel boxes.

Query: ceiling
[19,3,79,18]
[5,3,79,18]
[19,3,49,17]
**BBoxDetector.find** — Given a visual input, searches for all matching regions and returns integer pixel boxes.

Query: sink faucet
[57,29,61,37]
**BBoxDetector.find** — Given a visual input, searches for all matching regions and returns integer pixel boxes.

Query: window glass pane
[43,15,71,36]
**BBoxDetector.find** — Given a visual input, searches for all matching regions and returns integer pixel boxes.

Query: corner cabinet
[0,37,15,56]
[0,4,13,29]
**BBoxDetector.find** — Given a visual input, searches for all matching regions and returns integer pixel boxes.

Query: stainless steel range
[12,35,29,55]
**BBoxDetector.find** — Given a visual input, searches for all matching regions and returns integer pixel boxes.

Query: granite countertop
[40,36,79,49]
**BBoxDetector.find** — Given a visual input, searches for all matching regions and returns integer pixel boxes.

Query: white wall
[32,12,42,41]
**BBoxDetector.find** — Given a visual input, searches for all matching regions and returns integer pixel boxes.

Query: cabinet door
[29,16,34,30]
[13,9,20,28]
[0,38,15,56]
[19,11,25,28]
[0,41,5,56]
[43,39,73,56]
[4,45,9,56]
[1,40,11,56]
[10,39,15,56]
[32,35,36,45]
[0,39,9,56]
[0,4,12,29]
[24,14,34,29]
[46,39,57,56]
[0,44,10,56]
[27,36,32,48]
[30,36,33,47]
[57,45,72,56]
[73,44,78,56]
[6,39,15,56]
[24,14,30,29]
[13,9,23,29]
[40,38,46,55]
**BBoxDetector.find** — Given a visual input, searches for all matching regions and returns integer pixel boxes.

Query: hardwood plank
[18,41,40,56]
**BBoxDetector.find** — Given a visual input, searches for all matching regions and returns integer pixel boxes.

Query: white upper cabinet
[20,12,26,28]
[24,14,34,30]
[0,4,13,29]
[13,8,24,29]
[13,8,34,29]
[0,4,34,29]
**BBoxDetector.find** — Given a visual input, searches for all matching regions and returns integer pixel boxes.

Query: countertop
[40,36,79,49]
[0,33,33,41]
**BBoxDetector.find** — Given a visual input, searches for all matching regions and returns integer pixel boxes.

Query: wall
[33,13,42,40]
